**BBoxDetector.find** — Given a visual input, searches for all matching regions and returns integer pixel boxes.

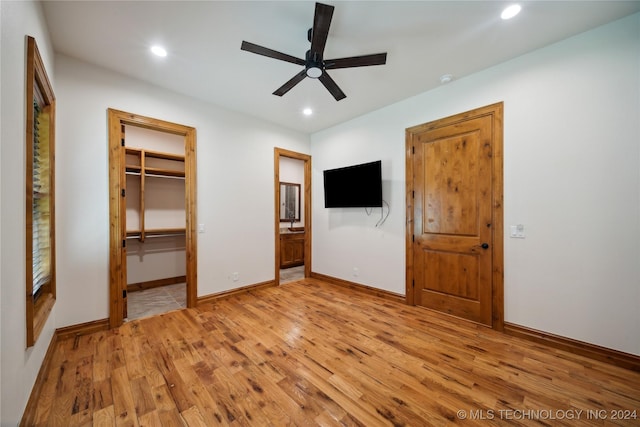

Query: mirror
[279,182,301,222]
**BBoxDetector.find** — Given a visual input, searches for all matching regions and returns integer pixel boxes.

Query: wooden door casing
[406,103,504,329]
[120,123,128,319]
[108,109,197,328]
[274,148,312,285]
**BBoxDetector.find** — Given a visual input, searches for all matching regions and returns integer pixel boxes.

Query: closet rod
[144,233,186,238]
[126,233,185,240]
[129,233,185,239]
[145,173,185,180]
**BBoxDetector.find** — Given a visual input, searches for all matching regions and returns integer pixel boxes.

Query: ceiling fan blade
[325,53,388,69]
[241,41,305,66]
[318,72,346,101]
[310,3,334,56]
[273,69,308,96]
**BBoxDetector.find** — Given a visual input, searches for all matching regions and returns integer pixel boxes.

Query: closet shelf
[146,228,186,236]
[140,148,184,162]
[126,228,186,240]
[125,147,185,177]
[124,146,186,242]
[144,167,185,178]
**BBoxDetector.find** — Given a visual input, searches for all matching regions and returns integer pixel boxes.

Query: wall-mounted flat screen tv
[323,160,383,208]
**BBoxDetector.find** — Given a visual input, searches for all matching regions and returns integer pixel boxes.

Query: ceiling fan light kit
[306,67,323,78]
[240,2,387,101]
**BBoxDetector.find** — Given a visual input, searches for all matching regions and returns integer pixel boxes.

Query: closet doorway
[274,148,311,285]
[108,109,197,328]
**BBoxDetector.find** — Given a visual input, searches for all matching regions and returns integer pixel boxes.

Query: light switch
[198,223,205,233]
[510,224,525,238]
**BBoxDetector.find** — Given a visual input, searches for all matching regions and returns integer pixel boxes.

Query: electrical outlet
[232,272,239,281]
[353,267,359,277]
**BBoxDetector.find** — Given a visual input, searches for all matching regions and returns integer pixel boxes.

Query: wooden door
[406,103,503,328]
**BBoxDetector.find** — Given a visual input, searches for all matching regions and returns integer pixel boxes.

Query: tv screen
[323,161,383,208]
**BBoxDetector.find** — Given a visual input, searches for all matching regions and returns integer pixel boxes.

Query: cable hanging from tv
[366,199,390,227]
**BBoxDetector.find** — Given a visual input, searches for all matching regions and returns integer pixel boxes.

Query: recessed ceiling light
[302,108,313,116]
[501,4,521,20]
[440,74,454,84]
[150,45,167,57]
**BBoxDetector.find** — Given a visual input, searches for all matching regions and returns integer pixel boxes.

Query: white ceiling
[42,1,640,134]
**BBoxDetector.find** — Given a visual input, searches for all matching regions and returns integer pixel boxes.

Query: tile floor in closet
[126,283,186,321]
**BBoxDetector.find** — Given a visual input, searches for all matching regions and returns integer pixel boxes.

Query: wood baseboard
[127,275,186,292]
[309,272,405,304]
[197,280,277,306]
[504,322,640,372]
[55,318,110,341]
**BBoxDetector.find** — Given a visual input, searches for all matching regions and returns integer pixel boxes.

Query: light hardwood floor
[26,278,640,426]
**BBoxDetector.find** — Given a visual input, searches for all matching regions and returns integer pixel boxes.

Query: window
[26,36,56,347]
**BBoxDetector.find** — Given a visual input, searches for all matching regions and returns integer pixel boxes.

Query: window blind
[32,101,51,295]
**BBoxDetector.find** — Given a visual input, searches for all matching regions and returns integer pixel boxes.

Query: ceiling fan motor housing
[305,49,323,78]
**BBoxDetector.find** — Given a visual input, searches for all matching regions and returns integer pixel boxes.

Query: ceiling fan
[240,2,387,101]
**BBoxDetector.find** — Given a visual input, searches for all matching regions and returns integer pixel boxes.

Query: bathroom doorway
[274,148,311,285]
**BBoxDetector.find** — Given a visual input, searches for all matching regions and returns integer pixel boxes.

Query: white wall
[312,137,404,292]
[0,2,4,423]
[311,13,640,356]
[54,54,310,329]
[0,2,57,425]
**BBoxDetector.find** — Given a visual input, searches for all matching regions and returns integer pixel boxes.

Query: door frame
[274,148,312,285]
[405,102,504,330]
[108,109,197,328]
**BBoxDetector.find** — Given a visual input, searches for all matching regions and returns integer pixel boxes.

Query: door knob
[481,243,489,249]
